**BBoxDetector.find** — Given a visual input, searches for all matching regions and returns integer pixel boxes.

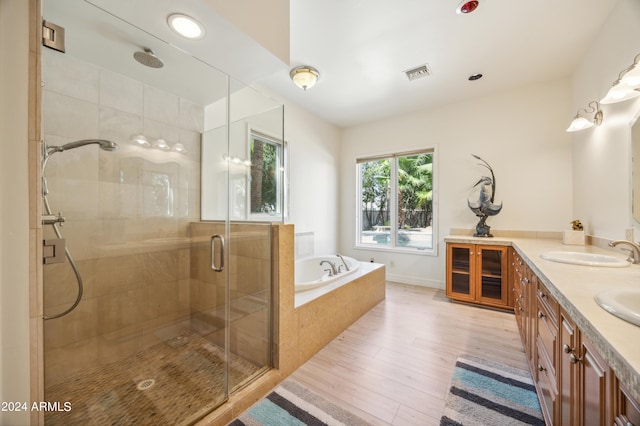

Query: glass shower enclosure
[40,1,284,424]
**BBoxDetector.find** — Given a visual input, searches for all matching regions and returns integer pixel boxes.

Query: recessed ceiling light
[468,73,483,81]
[167,13,205,39]
[456,0,479,14]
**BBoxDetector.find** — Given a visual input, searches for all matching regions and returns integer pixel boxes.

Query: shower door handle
[210,234,225,272]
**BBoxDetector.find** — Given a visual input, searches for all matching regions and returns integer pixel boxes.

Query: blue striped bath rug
[229,379,372,425]
[440,355,545,426]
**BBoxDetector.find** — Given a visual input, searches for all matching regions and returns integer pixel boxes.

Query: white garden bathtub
[295,255,360,292]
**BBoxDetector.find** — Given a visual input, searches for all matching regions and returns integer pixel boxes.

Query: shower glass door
[38,0,264,423]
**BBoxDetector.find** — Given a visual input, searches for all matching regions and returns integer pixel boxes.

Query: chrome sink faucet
[609,240,640,264]
[320,260,338,276]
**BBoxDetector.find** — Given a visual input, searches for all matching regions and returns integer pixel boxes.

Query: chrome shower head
[133,48,164,69]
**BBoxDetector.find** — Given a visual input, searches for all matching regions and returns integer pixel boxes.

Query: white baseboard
[385,273,444,289]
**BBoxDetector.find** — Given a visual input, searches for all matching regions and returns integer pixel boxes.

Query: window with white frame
[249,131,287,217]
[356,149,435,253]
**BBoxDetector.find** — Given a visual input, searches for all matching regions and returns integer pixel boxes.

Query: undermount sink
[595,290,640,327]
[539,251,630,267]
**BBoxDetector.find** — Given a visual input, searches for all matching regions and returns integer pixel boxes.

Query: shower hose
[42,193,83,320]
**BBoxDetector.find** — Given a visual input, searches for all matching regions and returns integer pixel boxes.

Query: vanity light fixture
[290,66,320,91]
[601,53,640,104]
[167,13,205,39]
[566,101,603,132]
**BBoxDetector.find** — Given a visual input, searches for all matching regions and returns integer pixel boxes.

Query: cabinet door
[579,335,612,426]
[559,310,577,426]
[615,380,640,426]
[446,244,476,302]
[477,245,509,306]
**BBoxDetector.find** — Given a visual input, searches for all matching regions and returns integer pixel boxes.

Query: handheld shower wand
[41,139,119,320]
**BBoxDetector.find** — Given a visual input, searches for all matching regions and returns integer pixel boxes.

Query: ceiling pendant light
[457,0,479,14]
[290,66,320,91]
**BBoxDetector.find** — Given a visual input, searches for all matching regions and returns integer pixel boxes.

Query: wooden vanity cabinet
[615,380,640,426]
[446,243,509,309]
[527,280,620,426]
[511,249,534,370]
[558,308,613,426]
[536,280,560,424]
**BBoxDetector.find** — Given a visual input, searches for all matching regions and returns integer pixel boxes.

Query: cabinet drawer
[537,344,558,425]
[537,303,558,376]
[537,282,558,325]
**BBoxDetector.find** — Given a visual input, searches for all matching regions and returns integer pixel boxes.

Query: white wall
[340,80,573,287]
[570,0,640,240]
[285,101,342,256]
[0,0,31,424]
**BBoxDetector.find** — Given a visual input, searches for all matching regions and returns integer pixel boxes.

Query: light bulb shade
[620,63,640,88]
[601,81,640,104]
[131,134,150,146]
[567,116,594,132]
[171,143,187,153]
[290,66,319,90]
[152,139,170,150]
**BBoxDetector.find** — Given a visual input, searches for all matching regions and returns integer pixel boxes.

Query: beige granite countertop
[445,235,640,402]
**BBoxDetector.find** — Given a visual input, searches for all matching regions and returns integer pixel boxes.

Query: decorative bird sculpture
[467,154,502,237]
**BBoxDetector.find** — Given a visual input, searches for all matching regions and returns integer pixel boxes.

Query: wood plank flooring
[288,282,528,425]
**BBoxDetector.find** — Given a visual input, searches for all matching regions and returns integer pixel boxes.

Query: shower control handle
[211,234,225,272]
[42,212,65,225]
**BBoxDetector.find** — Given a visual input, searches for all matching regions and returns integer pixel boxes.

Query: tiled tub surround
[445,235,640,403]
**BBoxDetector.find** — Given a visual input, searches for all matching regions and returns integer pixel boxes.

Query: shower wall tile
[97,288,143,335]
[144,85,180,128]
[143,279,179,322]
[97,326,143,365]
[95,254,144,296]
[180,98,205,133]
[43,259,96,308]
[179,128,202,162]
[44,337,98,387]
[43,51,207,385]
[42,91,99,140]
[43,297,98,349]
[42,50,99,103]
[99,69,143,115]
[143,117,180,146]
[98,106,143,151]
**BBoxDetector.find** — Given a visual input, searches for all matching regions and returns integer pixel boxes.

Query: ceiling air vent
[404,64,431,81]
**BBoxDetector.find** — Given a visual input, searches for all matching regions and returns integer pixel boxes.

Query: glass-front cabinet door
[477,246,508,306]
[446,243,476,303]
[446,242,509,308]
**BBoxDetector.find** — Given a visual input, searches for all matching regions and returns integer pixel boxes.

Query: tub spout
[336,254,350,271]
[320,260,337,276]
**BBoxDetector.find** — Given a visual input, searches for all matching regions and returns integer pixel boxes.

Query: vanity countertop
[445,235,640,402]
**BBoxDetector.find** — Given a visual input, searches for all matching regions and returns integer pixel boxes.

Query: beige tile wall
[41,47,203,386]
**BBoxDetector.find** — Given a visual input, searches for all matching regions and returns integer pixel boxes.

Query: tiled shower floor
[44,331,263,425]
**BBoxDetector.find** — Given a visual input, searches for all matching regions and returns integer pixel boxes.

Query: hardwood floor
[288,282,528,425]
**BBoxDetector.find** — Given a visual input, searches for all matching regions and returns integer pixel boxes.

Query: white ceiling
[256,0,620,128]
[45,0,620,129]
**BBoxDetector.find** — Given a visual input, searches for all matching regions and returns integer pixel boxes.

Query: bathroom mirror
[631,111,640,225]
